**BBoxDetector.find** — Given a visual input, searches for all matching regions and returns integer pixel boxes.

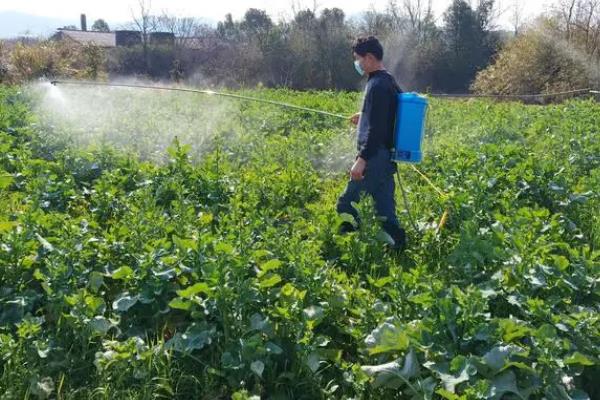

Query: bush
[5,40,107,83]
[472,19,592,97]
[107,44,176,81]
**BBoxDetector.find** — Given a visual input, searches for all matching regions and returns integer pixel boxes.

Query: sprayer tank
[392,92,428,163]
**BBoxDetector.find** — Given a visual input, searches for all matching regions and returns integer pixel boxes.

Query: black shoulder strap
[385,70,403,94]
[394,78,403,94]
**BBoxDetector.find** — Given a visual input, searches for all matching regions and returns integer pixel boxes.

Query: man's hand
[350,157,366,181]
[349,112,361,126]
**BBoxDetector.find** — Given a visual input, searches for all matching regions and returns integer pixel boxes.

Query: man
[336,36,407,251]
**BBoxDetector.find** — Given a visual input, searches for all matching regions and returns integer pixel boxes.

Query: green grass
[0,84,598,399]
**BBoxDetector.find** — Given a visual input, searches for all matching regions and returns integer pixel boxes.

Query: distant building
[52,29,117,48]
[51,13,175,48]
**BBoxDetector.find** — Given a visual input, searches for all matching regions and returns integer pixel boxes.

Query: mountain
[0,11,81,38]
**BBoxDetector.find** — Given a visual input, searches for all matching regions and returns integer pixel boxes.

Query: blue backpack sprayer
[50,80,448,233]
[392,92,428,163]
[390,91,448,234]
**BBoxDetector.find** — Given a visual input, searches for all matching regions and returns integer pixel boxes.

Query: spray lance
[50,80,449,234]
[49,80,347,119]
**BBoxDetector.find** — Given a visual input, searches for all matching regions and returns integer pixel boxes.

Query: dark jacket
[357,70,402,160]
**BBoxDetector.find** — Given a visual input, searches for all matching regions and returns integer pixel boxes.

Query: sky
[0,0,553,38]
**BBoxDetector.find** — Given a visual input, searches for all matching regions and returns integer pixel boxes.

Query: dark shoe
[338,221,357,235]
[390,227,406,252]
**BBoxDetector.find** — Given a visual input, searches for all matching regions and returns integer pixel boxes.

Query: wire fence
[429,88,599,103]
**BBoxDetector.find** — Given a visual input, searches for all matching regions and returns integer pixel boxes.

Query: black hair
[352,36,384,60]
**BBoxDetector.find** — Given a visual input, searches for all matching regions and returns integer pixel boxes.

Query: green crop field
[0,84,598,399]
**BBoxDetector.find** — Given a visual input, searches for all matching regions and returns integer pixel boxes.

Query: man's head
[352,36,384,75]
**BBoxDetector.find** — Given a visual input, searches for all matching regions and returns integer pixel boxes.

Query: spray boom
[49,80,349,120]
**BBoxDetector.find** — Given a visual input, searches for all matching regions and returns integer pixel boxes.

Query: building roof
[56,29,116,47]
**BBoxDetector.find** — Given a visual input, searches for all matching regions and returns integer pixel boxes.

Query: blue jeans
[336,148,402,236]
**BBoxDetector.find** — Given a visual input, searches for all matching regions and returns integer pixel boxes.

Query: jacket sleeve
[358,84,391,161]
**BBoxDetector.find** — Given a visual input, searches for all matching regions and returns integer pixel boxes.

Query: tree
[379,0,445,91]
[293,9,317,29]
[358,7,395,37]
[510,0,525,36]
[288,9,319,88]
[315,8,355,89]
[240,8,273,49]
[439,0,499,92]
[216,13,240,41]
[262,23,296,87]
[153,15,212,82]
[91,19,110,32]
[0,40,8,83]
[401,0,434,34]
[130,0,157,74]
[554,0,600,58]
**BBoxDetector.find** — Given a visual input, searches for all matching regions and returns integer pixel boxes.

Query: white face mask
[354,59,365,76]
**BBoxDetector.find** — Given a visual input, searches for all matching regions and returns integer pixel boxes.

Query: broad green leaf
[28,376,54,400]
[365,322,410,355]
[280,282,297,297]
[250,360,265,377]
[535,324,557,340]
[257,259,282,278]
[232,391,260,400]
[35,233,54,252]
[570,390,592,400]
[497,318,530,342]
[0,297,25,324]
[487,370,525,400]
[0,220,16,233]
[306,352,320,372]
[266,341,283,355]
[173,235,196,251]
[409,292,435,307]
[168,298,192,310]
[501,362,535,373]
[259,273,282,288]
[426,361,471,392]
[198,212,213,226]
[553,255,570,271]
[250,313,271,333]
[339,213,357,226]
[112,294,138,312]
[215,242,235,255]
[361,348,419,389]
[0,174,13,190]
[35,341,50,359]
[252,249,271,260]
[111,266,134,280]
[153,268,176,280]
[165,323,214,353]
[303,305,324,321]
[176,282,212,298]
[436,389,462,400]
[280,283,306,300]
[88,316,114,335]
[373,276,393,288]
[482,345,524,372]
[84,295,106,314]
[88,271,104,292]
[564,352,595,366]
[375,229,394,245]
[314,335,330,347]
